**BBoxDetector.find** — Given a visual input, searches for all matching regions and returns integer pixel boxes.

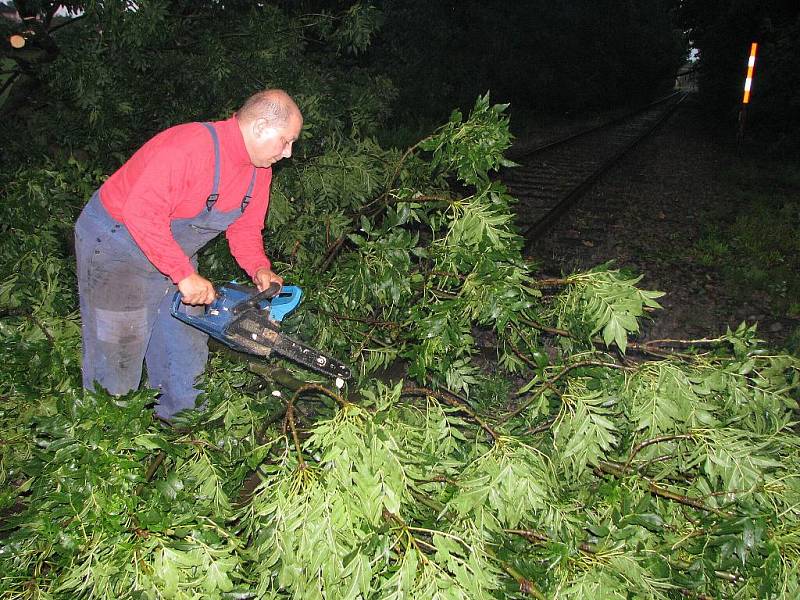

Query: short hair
[237,90,299,128]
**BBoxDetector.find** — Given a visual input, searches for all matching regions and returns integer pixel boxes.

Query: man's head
[237,89,303,168]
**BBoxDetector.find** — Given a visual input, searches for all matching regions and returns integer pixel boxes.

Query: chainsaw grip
[232,282,281,315]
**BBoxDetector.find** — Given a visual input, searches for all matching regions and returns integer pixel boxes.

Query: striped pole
[742,42,758,104]
[737,42,758,146]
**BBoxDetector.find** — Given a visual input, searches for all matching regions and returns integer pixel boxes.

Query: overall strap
[200,122,221,211]
[240,168,257,212]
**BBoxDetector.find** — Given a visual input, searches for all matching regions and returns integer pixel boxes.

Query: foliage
[2,89,800,600]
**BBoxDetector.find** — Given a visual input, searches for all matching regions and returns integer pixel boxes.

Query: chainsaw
[170,282,351,381]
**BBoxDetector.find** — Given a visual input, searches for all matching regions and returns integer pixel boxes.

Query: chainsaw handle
[232,282,281,315]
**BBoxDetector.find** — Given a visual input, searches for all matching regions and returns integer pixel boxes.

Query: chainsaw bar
[224,311,352,381]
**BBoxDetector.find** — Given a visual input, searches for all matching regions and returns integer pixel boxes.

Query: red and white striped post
[737,42,758,145]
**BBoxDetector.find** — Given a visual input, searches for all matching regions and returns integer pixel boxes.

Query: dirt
[511,97,798,349]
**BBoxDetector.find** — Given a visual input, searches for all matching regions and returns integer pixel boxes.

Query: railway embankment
[511,97,800,350]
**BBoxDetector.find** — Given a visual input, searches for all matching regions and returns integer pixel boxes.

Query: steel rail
[501,92,687,252]
[512,91,684,161]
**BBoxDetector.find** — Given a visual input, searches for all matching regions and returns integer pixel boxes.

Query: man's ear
[252,117,267,139]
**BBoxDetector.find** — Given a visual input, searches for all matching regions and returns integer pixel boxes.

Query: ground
[509,96,799,349]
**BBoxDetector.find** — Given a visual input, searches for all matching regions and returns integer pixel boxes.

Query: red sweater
[100,116,272,283]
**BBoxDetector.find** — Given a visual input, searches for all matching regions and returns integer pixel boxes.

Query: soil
[508,96,799,349]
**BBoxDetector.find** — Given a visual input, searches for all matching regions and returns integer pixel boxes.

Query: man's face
[249,113,303,168]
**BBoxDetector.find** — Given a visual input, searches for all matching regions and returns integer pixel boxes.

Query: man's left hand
[253,267,283,292]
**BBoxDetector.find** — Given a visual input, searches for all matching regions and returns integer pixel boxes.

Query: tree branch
[400,385,499,442]
[28,313,56,346]
[317,136,437,272]
[284,391,306,469]
[144,451,166,483]
[534,277,571,287]
[509,527,741,590]
[623,433,696,473]
[318,236,346,272]
[289,383,350,409]
[519,317,573,338]
[642,336,724,347]
[502,360,631,424]
[595,461,731,515]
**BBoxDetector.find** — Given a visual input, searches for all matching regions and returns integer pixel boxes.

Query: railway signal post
[737,42,758,147]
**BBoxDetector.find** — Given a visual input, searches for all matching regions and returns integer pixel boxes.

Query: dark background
[1,0,798,162]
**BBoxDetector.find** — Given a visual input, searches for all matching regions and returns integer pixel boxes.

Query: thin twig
[670,559,742,584]
[401,386,499,442]
[284,392,305,469]
[679,589,714,600]
[507,336,538,370]
[290,383,349,409]
[643,337,724,347]
[277,383,353,464]
[374,136,433,209]
[596,461,731,516]
[381,193,456,208]
[637,454,673,473]
[518,317,572,338]
[506,528,597,554]
[317,136,435,272]
[418,269,466,281]
[144,451,166,483]
[505,337,563,430]
[517,317,697,360]
[28,314,56,345]
[351,325,377,361]
[429,287,458,299]
[626,341,689,359]
[502,563,547,599]
[502,360,631,424]
[523,416,557,436]
[256,406,288,444]
[507,335,564,407]
[534,277,571,287]
[623,434,696,474]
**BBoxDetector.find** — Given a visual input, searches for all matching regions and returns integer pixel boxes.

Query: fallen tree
[1,96,799,599]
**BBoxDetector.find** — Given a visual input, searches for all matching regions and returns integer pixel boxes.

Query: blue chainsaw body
[170,283,302,340]
[169,282,351,380]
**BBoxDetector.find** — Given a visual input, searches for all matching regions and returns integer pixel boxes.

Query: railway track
[501,92,687,251]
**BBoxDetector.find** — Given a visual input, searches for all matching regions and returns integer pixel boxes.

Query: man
[75,89,302,418]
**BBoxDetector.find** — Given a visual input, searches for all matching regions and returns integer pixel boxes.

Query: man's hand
[178,273,216,305]
[253,267,283,292]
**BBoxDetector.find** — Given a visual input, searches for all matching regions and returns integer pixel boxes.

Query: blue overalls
[75,123,257,418]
